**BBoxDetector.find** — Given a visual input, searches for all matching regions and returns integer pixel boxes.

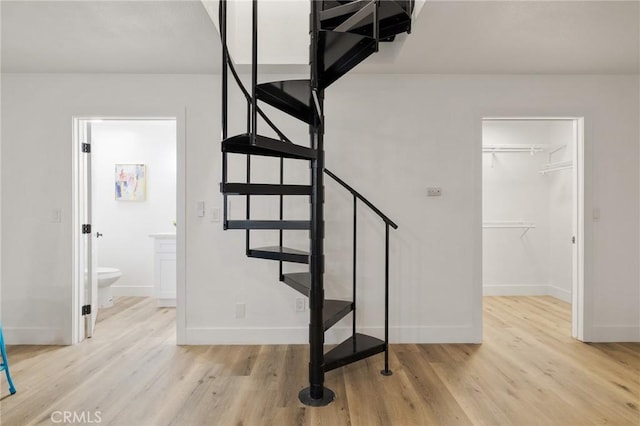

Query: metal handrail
[219,2,293,145]
[324,169,398,229]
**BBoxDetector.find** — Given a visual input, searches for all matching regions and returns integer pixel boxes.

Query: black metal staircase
[219,0,411,406]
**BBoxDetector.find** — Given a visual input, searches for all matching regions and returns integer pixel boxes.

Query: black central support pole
[221,0,229,229]
[299,0,334,407]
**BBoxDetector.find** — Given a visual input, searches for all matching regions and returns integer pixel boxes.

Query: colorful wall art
[115,164,146,201]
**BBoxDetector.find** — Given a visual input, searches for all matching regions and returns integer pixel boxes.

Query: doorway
[481,117,585,340]
[72,118,178,343]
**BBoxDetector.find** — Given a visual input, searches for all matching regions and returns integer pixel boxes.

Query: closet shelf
[483,221,536,238]
[483,144,544,154]
[539,161,573,174]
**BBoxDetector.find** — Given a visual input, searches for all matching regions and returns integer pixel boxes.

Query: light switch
[210,207,221,223]
[592,208,601,222]
[196,201,205,217]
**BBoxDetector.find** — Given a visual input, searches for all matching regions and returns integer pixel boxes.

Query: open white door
[572,118,585,340]
[79,121,98,339]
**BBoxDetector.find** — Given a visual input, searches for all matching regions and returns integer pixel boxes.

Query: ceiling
[1,1,638,75]
[1,1,221,73]
[359,0,640,74]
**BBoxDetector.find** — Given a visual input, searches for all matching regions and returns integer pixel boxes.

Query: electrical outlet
[427,187,442,197]
[236,302,246,319]
[295,298,305,312]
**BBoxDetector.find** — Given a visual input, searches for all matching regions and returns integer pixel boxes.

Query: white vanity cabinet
[149,233,176,307]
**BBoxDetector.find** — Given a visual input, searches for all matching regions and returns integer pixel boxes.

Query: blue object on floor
[0,323,16,394]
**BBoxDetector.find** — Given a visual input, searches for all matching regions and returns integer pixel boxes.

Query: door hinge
[82,143,91,153]
[82,304,91,315]
[82,224,92,234]
[572,236,576,244]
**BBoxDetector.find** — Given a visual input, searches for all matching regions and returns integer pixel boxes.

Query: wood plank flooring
[1,296,638,425]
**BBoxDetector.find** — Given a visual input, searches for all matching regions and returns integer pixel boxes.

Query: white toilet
[98,267,122,308]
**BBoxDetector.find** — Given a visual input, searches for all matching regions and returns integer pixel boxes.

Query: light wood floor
[1,296,638,426]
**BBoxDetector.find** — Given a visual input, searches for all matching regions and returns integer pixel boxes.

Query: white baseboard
[590,325,640,343]
[483,284,572,303]
[547,285,572,303]
[184,325,480,345]
[483,284,549,296]
[3,326,69,345]
[111,285,153,297]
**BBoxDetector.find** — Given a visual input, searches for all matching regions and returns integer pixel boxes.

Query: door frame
[71,115,185,345]
[479,116,586,341]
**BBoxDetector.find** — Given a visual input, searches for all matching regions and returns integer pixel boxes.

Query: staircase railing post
[299,0,335,407]
[352,195,357,338]
[381,223,393,376]
[251,0,258,144]
[279,157,284,281]
[246,103,251,255]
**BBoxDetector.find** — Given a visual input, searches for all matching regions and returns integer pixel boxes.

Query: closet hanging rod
[539,161,573,174]
[482,144,544,154]
[483,221,536,238]
[482,222,536,229]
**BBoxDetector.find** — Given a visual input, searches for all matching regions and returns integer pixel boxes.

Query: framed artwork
[115,164,146,201]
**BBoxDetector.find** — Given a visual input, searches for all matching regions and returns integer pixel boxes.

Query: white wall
[482,121,553,295]
[92,120,177,297]
[1,73,638,345]
[482,120,574,302]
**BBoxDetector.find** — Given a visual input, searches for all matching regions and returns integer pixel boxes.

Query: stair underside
[321,0,411,40]
[256,80,313,124]
[221,183,312,196]
[222,134,316,160]
[248,246,309,264]
[319,30,377,89]
[323,333,385,372]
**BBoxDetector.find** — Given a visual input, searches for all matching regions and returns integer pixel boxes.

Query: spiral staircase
[219,0,413,406]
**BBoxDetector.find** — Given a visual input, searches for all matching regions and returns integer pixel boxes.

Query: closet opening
[482,117,584,340]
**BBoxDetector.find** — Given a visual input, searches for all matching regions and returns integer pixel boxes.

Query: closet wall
[482,120,574,302]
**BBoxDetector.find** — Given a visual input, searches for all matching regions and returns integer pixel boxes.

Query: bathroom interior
[90,119,177,328]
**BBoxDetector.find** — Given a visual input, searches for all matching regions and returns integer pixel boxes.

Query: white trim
[472,116,484,344]
[590,326,640,343]
[3,327,67,345]
[483,284,550,297]
[111,285,154,297]
[547,285,572,303]
[184,325,479,345]
[479,114,588,343]
[72,112,184,346]
[483,284,571,303]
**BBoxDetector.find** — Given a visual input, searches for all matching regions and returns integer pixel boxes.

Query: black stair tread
[222,133,316,160]
[252,246,309,255]
[323,333,385,372]
[322,0,411,40]
[221,183,312,196]
[226,220,311,230]
[323,299,354,331]
[248,246,310,264]
[320,30,377,89]
[256,80,313,124]
[282,272,311,296]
